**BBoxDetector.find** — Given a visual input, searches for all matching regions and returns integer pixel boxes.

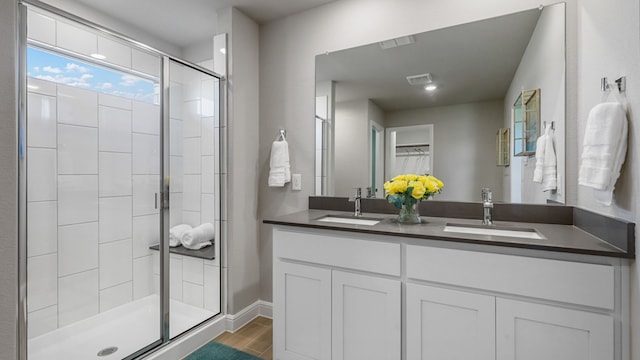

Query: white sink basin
[316,215,381,226]
[443,223,544,240]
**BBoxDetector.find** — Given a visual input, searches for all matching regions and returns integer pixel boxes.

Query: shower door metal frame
[16,1,226,359]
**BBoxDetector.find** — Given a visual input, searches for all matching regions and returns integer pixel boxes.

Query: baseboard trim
[225,300,273,332]
[141,300,273,359]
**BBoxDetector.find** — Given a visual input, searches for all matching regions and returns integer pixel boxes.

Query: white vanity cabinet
[406,245,621,360]
[273,226,628,360]
[273,227,402,360]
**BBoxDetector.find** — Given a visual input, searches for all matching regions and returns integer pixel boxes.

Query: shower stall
[18,2,224,359]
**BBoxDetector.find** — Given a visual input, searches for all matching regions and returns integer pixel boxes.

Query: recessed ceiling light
[90,53,106,60]
[424,84,437,91]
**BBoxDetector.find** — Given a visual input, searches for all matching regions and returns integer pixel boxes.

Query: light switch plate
[292,174,302,190]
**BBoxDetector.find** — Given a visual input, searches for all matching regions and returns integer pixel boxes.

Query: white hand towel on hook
[268,136,291,187]
[533,124,557,191]
[578,101,628,206]
[181,223,214,250]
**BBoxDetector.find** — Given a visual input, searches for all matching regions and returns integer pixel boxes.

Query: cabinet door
[273,260,331,360]
[406,283,496,360]
[496,298,613,360]
[332,270,401,360]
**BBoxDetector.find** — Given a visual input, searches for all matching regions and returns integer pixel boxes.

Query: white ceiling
[315,8,542,111]
[70,0,336,48]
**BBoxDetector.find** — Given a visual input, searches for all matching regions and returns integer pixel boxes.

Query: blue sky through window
[27,47,158,104]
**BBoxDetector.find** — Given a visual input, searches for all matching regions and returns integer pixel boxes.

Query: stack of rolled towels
[169,223,214,250]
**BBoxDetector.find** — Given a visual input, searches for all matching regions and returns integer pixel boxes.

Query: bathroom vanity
[264,205,634,360]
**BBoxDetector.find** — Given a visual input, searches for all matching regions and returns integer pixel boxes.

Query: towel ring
[277,129,286,141]
[601,76,626,93]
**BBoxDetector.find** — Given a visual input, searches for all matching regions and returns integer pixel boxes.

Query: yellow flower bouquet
[383,174,444,224]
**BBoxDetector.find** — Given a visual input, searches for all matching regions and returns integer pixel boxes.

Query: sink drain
[97,346,118,357]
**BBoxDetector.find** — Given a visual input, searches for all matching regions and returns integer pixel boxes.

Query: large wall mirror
[315,3,565,204]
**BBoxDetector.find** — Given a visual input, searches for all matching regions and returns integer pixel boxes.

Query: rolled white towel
[169,224,192,247]
[181,223,214,250]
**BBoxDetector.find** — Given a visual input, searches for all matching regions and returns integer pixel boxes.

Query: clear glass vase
[397,202,421,224]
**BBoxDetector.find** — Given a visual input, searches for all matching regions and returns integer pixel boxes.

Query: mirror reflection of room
[315,3,565,204]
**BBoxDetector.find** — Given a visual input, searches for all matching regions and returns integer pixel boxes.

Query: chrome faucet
[481,188,493,225]
[349,187,362,217]
[366,186,377,198]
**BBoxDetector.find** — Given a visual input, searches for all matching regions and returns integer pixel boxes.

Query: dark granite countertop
[264,209,634,259]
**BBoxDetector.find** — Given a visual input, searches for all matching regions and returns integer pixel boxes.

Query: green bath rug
[184,341,262,360]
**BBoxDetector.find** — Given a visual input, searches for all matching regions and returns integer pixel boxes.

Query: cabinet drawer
[406,245,614,309]
[274,227,401,276]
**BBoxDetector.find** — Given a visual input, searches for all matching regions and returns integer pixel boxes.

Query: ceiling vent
[380,35,415,50]
[406,73,433,86]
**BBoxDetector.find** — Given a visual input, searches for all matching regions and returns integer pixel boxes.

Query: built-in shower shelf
[149,243,215,260]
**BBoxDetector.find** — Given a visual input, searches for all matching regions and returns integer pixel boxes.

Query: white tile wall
[133,255,156,299]
[170,156,184,193]
[99,197,132,243]
[201,195,215,225]
[99,93,132,110]
[99,106,132,153]
[182,211,201,228]
[201,117,215,155]
[201,157,215,194]
[183,258,204,285]
[169,193,183,227]
[203,264,221,313]
[183,101,201,138]
[183,283,204,308]
[27,253,57,312]
[132,175,160,216]
[182,175,201,211]
[27,93,57,148]
[99,152,132,197]
[132,101,160,135]
[133,133,160,174]
[28,77,57,97]
[100,238,133,289]
[183,138,201,174]
[58,269,99,327]
[170,119,184,156]
[169,82,184,119]
[58,222,99,277]
[58,175,99,225]
[27,201,58,257]
[57,84,98,127]
[27,9,56,45]
[27,148,57,202]
[28,305,58,339]
[170,256,183,301]
[132,214,159,258]
[56,21,97,57]
[201,80,215,117]
[58,124,98,174]
[98,36,132,68]
[100,281,133,312]
[131,48,160,78]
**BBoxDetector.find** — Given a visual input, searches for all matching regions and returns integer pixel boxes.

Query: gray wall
[223,8,261,314]
[385,101,504,202]
[334,99,370,194]
[0,2,18,358]
[504,3,566,204]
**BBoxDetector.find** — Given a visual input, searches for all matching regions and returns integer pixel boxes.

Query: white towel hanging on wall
[268,131,291,187]
[578,88,628,206]
[532,123,557,191]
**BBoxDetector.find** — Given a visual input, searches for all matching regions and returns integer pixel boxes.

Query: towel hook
[601,76,626,93]
[544,121,555,130]
[278,128,286,141]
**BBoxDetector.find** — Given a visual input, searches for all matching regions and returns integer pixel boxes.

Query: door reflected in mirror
[315,3,565,204]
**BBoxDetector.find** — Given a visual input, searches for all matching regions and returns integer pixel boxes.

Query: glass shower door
[24,6,163,359]
[166,59,221,339]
